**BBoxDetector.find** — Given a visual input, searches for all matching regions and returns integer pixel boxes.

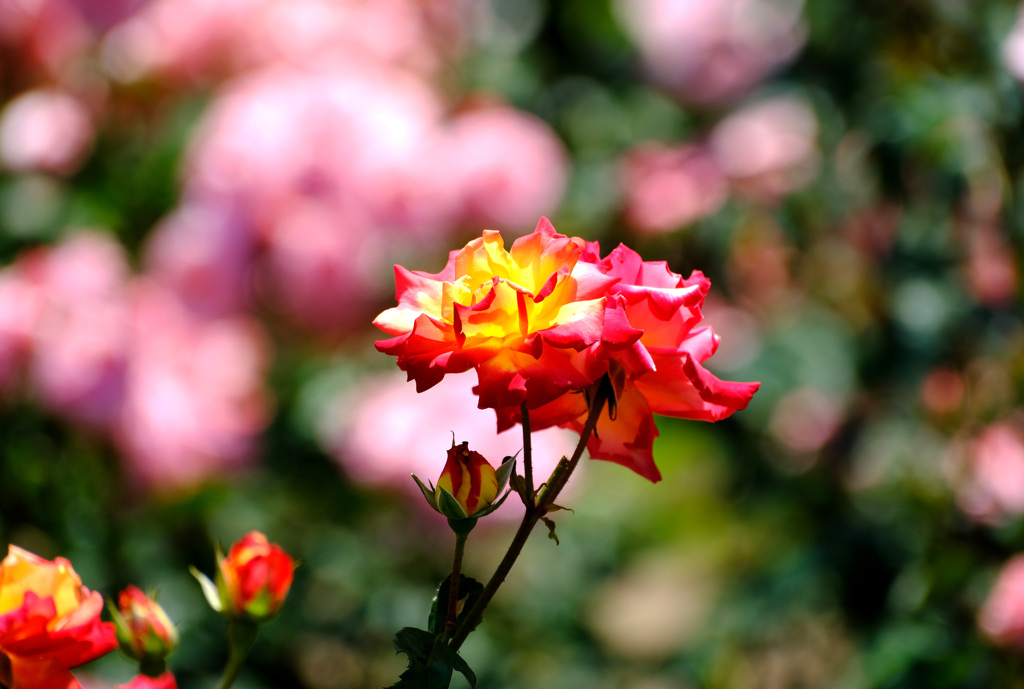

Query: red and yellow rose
[375,218,760,482]
[0,545,118,689]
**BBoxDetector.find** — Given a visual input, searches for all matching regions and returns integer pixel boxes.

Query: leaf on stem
[389,627,477,689]
[428,575,483,636]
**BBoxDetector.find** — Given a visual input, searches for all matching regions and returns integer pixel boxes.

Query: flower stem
[447,379,609,651]
[442,531,468,643]
[520,402,534,507]
[215,620,259,689]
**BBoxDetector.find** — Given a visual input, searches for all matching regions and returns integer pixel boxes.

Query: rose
[374,217,642,411]
[497,243,760,481]
[110,586,177,668]
[0,545,118,689]
[211,532,294,623]
[376,217,759,483]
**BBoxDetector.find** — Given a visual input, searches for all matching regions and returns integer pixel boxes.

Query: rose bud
[111,586,178,670]
[413,440,515,529]
[193,532,294,624]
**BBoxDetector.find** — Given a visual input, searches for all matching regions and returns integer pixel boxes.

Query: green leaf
[388,627,477,689]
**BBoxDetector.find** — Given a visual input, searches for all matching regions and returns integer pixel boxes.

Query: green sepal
[494,455,516,494]
[428,574,484,636]
[411,474,439,511]
[106,601,137,660]
[388,627,477,689]
[190,565,222,613]
[435,487,469,520]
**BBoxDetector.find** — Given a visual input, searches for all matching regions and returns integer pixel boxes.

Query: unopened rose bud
[438,441,498,518]
[111,586,178,673]
[214,532,294,623]
[412,440,515,529]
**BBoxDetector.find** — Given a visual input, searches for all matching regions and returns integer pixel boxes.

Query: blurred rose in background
[615,0,806,105]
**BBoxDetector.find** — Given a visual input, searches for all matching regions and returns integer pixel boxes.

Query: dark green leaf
[388,627,477,689]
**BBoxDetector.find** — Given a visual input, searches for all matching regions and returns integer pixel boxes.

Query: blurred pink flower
[0,88,93,175]
[174,62,457,331]
[446,105,568,231]
[22,232,130,428]
[979,555,1024,649]
[0,231,272,490]
[185,63,453,237]
[619,143,728,234]
[160,62,568,333]
[616,0,805,105]
[114,281,271,490]
[144,201,255,319]
[710,95,819,201]
[319,371,576,517]
[0,0,94,78]
[101,0,467,85]
[956,423,1024,524]
[66,0,146,32]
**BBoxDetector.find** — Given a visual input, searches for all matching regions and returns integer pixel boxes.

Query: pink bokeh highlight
[980,555,1024,649]
[616,0,806,105]
[955,423,1024,525]
[709,95,819,201]
[0,88,93,175]
[619,143,728,234]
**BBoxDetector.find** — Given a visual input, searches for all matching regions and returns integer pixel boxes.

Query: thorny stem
[447,377,610,651]
[442,531,468,643]
[520,402,534,507]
